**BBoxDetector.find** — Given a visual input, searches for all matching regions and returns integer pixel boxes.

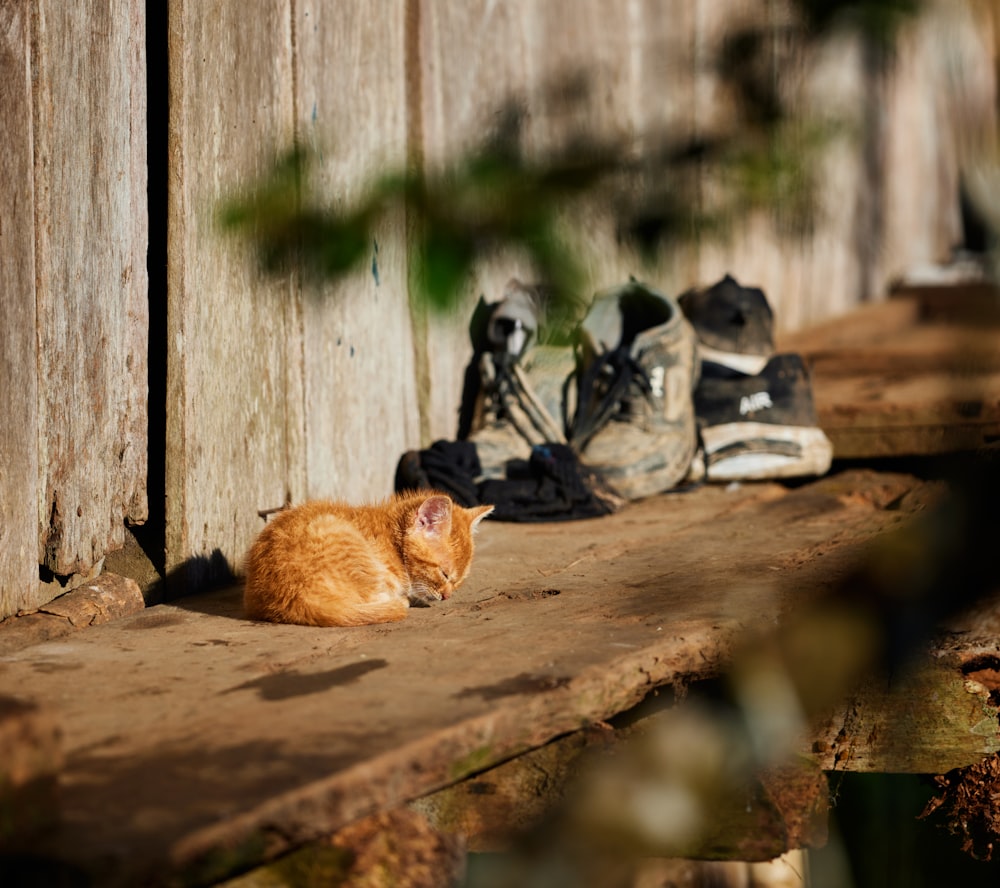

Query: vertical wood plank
[295,0,421,501]
[882,3,990,279]
[0,2,40,617]
[696,24,871,331]
[415,0,536,442]
[166,0,301,583]
[32,0,149,577]
[526,0,702,294]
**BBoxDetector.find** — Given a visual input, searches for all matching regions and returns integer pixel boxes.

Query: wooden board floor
[0,468,972,887]
[780,282,1000,458]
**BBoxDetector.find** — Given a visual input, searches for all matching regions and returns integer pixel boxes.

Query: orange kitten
[243,491,494,627]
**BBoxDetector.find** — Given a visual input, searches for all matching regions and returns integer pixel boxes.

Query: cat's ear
[414,495,453,537]
[468,504,494,531]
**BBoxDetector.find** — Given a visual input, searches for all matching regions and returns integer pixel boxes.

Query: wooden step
[2,469,992,885]
[780,282,1000,458]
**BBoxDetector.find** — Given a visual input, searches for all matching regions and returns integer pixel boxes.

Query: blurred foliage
[221,0,923,330]
[796,0,923,41]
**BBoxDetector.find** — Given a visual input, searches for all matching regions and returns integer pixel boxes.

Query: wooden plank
[32,0,148,577]
[811,638,1000,773]
[801,329,1000,377]
[0,1,40,618]
[412,725,614,853]
[777,298,923,352]
[220,808,465,888]
[810,372,1000,457]
[0,470,932,884]
[293,0,421,500]
[891,279,1000,325]
[166,2,303,584]
[414,717,829,861]
[781,294,1000,458]
[413,0,535,442]
[0,573,145,657]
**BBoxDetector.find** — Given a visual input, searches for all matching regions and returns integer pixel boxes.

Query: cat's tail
[296,594,409,627]
[244,585,409,627]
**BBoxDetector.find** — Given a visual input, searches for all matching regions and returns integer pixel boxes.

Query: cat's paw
[407,584,443,607]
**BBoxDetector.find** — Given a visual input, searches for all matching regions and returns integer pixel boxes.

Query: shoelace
[488,356,567,444]
[570,345,653,450]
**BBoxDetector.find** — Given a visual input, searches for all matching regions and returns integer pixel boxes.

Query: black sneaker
[459,279,577,479]
[691,354,832,481]
[679,274,775,375]
[570,279,698,500]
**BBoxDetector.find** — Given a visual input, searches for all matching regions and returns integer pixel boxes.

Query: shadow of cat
[145,548,245,620]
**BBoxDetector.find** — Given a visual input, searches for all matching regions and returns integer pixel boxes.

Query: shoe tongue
[581,283,673,354]
[487,285,539,356]
[579,292,624,353]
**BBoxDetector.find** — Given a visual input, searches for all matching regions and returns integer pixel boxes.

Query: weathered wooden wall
[0,1,39,618]
[1,1,147,619]
[415,0,702,438]
[166,0,302,585]
[1,0,994,615]
[294,0,420,503]
[413,0,994,439]
[33,0,149,579]
[165,1,420,581]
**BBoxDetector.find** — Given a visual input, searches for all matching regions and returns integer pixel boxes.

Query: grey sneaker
[571,279,698,500]
[460,279,578,479]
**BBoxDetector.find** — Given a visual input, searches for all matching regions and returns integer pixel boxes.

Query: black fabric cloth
[394,440,621,522]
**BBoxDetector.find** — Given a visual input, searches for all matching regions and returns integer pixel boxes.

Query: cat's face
[404,495,493,604]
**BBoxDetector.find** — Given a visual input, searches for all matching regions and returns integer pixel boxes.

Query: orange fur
[243,491,493,627]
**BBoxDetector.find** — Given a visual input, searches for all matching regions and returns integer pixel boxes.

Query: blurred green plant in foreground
[220,0,924,331]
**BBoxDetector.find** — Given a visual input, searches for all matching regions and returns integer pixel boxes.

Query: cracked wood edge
[809,638,1000,774]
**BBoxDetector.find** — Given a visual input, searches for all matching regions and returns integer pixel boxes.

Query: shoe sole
[700,421,833,481]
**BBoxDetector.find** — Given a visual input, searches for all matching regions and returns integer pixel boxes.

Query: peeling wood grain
[810,640,1000,774]
[32,0,148,577]
[294,0,421,500]
[0,1,41,618]
[0,574,144,656]
[166,1,302,585]
[36,573,144,629]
